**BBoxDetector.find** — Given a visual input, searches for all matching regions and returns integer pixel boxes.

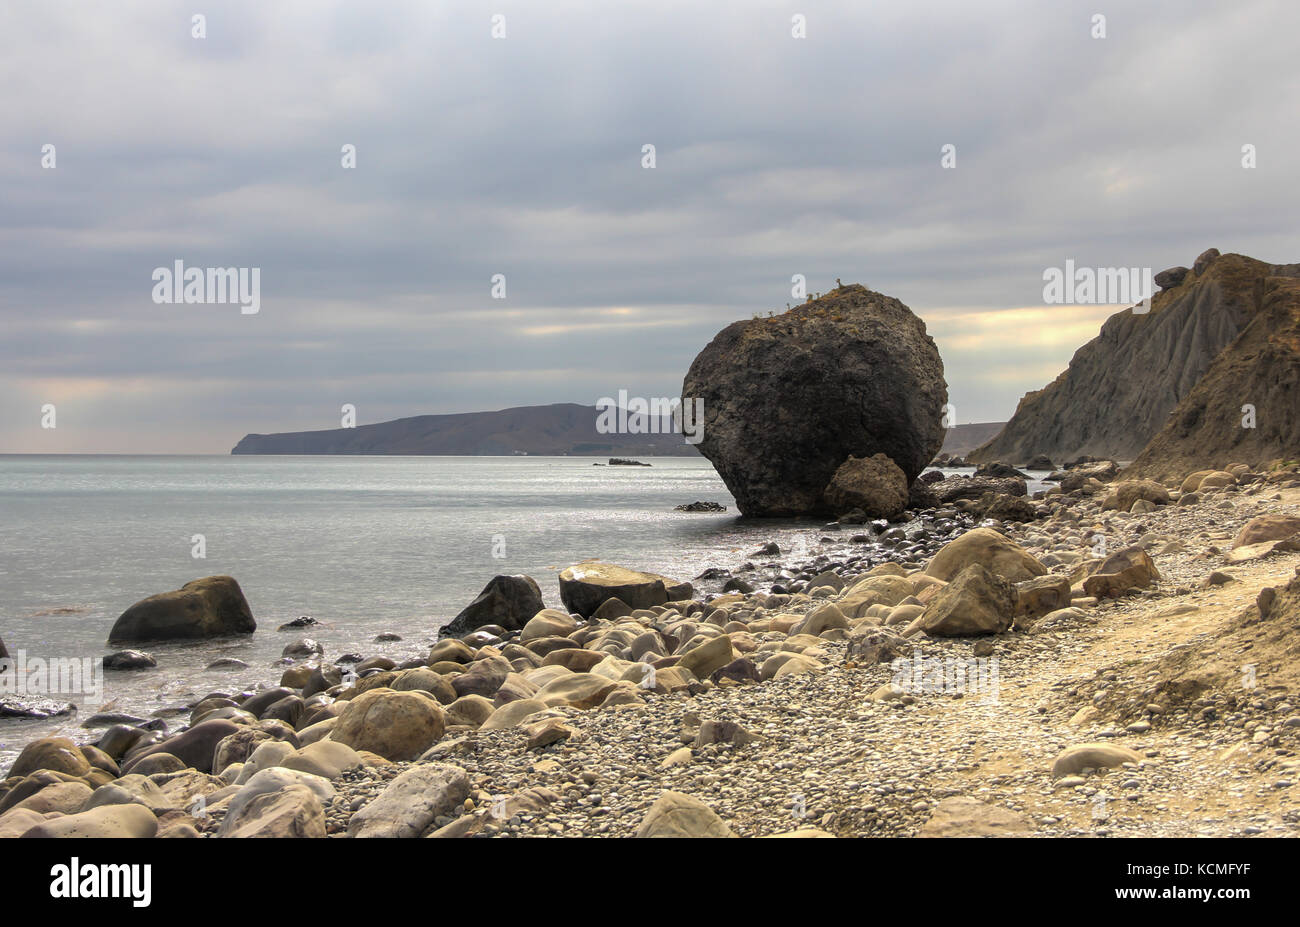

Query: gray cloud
[2,0,1296,452]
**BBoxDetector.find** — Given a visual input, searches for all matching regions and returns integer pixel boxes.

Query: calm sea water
[0,454,1044,765]
[0,455,817,762]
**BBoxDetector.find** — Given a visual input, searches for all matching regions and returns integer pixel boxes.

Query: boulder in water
[108,575,255,643]
[441,574,545,638]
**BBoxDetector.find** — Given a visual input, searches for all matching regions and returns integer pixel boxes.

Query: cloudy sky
[2,0,1296,453]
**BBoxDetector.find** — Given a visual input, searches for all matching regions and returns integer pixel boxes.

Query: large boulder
[635,791,734,838]
[1100,479,1171,512]
[925,527,1047,584]
[1234,515,1300,548]
[107,575,255,643]
[6,736,93,779]
[20,803,159,839]
[822,454,909,518]
[348,763,470,838]
[905,563,1014,637]
[123,719,241,775]
[218,783,326,838]
[440,574,544,638]
[330,688,445,761]
[1082,547,1160,599]
[559,561,689,617]
[682,284,947,515]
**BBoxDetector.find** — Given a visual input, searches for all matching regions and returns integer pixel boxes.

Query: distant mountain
[231,403,701,457]
[939,422,1005,457]
[969,250,1299,466]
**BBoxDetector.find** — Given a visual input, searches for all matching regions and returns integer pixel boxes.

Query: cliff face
[1125,274,1300,479]
[231,403,698,456]
[969,252,1286,465]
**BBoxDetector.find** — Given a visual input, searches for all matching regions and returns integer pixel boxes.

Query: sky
[2,0,1297,453]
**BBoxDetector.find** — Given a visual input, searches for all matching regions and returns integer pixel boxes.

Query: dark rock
[440,574,545,638]
[281,638,322,659]
[0,696,76,720]
[907,479,939,510]
[1023,454,1055,471]
[1154,266,1188,289]
[710,657,761,684]
[277,616,318,631]
[123,719,241,774]
[240,687,296,718]
[1193,247,1220,276]
[823,453,910,519]
[933,476,1027,504]
[82,712,148,728]
[102,650,158,671]
[972,461,1026,479]
[674,501,727,512]
[976,493,1038,523]
[682,284,947,515]
[108,575,255,643]
[205,658,249,671]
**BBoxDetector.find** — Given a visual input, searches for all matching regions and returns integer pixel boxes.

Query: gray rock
[441,574,545,637]
[348,763,470,838]
[107,575,255,643]
[682,284,947,515]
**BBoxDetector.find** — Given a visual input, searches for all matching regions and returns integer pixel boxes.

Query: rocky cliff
[1126,274,1300,479]
[682,284,947,516]
[969,251,1282,465]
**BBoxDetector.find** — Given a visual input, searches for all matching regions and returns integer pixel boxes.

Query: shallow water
[0,455,1049,765]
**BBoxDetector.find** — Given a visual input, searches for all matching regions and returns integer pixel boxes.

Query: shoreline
[3,463,1299,837]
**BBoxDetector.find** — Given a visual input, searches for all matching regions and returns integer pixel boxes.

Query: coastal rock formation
[1126,274,1300,479]
[440,574,544,638]
[971,251,1300,465]
[682,284,947,515]
[107,575,256,643]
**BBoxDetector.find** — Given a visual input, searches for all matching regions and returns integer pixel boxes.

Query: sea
[0,454,1043,766]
